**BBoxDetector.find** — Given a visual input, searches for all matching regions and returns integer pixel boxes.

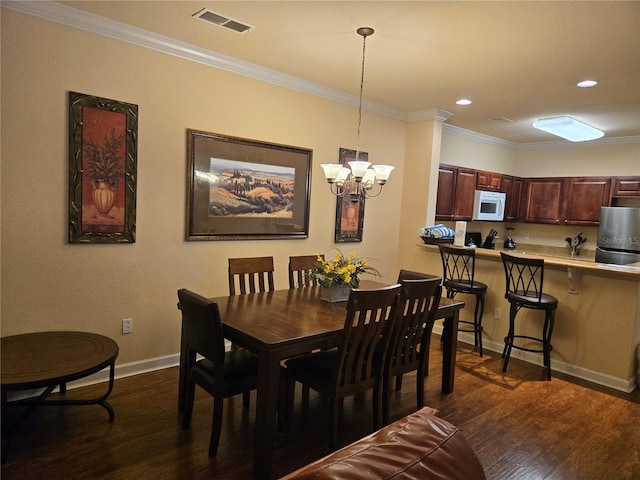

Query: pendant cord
[355,34,367,161]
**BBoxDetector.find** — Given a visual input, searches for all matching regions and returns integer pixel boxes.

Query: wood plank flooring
[2,338,639,480]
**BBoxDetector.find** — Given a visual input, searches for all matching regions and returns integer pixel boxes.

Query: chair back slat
[288,255,323,288]
[387,278,442,372]
[228,256,275,295]
[438,244,476,285]
[333,285,402,396]
[500,252,545,303]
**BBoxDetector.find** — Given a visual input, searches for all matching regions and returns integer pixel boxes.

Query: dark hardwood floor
[2,338,639,480]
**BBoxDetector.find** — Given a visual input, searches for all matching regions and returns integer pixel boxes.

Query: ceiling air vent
[489,117,513,123]
[192,8,254,34]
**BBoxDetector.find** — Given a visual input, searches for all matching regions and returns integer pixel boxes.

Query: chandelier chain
[355,34,367,162]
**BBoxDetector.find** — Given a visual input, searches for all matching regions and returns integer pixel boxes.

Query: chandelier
[320,27,394,200]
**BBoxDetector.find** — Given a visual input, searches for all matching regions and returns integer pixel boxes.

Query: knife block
[481,234,496,249]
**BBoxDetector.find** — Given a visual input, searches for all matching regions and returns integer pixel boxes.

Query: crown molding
[5,1,639,149]
[2,0,407,121]
[442,123,516,148]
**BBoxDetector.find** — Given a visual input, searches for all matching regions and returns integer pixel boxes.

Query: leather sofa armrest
[280,407,485,480]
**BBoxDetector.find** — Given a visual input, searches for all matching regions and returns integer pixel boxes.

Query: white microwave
[472,190,506,221]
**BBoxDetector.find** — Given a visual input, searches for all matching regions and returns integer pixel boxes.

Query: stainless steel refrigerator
[595,207,640,265]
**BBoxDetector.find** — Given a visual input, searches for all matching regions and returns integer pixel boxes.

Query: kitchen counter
[418,243,640,278]
[414,241,640,392]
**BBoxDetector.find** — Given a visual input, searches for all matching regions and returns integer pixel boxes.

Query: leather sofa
[280,407,486,480]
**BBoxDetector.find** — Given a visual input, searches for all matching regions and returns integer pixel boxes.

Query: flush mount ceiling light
[320,27,394,200]
[532,116,604,142]
[577,79,598,88]
[456,98,472,105]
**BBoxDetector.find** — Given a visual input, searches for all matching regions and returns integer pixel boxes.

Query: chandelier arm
[361,184,384,199]
[329,183,350,198]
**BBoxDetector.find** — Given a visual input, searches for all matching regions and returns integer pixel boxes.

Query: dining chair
[500,252,558,380]
[438,244,488,356]
[228,256,275,295]
[177,289,258,456]
[288,254,324,289]
[382,277,441,425]
[397,269,441,282]
[282,284,403,451]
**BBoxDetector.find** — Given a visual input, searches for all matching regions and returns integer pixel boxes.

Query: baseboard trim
[432,325,638,393]
[11,331,636,400]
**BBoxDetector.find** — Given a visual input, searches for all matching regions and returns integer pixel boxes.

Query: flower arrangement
[311,249,380,288]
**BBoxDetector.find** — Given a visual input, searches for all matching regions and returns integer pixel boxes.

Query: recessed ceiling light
[532,116,604,142]
[456,98,472,106]
[577,80,598,88]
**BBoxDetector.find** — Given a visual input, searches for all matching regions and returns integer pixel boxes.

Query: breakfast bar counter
[412,243,640,393]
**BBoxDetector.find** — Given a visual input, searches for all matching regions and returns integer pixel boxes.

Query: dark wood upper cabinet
[500,175,522,222]
[522,177,610,225]
[523,178,565,224]
[436,164,627,226]
[435,165,476,221]
[611,176,640,198]
[476,170,502,191]
[563,177,611,225]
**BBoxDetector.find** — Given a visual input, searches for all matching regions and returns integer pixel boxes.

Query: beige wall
[0,10,406,365]
[2,8,639,384]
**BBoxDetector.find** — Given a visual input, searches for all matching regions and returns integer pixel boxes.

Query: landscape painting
[186,129,311,241]
[206,158,295,218]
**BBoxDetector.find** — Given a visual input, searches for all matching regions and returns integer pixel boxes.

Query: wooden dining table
[177,282,464,479]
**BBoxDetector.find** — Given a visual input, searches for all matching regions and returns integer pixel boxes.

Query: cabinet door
[564,177,611,225]
[523,178,564,224]
[611,176,640,197]
[435,165,456,221]
[454,168,476,220]
[501,176,522,222]
[477,171,502,191]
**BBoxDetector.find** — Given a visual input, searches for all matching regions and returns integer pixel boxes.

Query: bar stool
[500,252,558,380]
[438,244,487,356]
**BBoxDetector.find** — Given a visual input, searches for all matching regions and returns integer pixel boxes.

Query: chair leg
[329,397,338,452]
[474,292,485,357]
[416,362,426,412]
[242,391,250,409]
[543,309,555,381]
[382,375,391,426]
[181,380,196,429]
[502,303,518,372]
[395,374,403,391]
[208,396,224,457]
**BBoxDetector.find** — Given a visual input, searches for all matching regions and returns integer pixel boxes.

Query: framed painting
[186,129,312,241]
[334,148,366,243]
[68,91,138,243]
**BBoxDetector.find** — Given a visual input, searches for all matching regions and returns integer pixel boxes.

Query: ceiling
[55,1,640,144]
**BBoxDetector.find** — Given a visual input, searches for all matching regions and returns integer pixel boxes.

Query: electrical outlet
[494,307,501,319]
[524,232,530,241]
[122,318,133,334]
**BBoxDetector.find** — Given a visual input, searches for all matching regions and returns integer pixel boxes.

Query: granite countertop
[418,242,640,277]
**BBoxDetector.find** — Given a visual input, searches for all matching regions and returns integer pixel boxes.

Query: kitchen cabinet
[611,176,640,198]
[523,177,610,225]
[476,170,502,191]
[523,178,564,224]
[563,177,610,225]
[435,164,476,221]
[500,175,522,222]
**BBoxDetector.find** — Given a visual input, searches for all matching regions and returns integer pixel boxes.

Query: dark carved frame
[334,148,366,243]
[68,91,138,243]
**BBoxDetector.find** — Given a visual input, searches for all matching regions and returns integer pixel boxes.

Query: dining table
[177,281,464,479]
